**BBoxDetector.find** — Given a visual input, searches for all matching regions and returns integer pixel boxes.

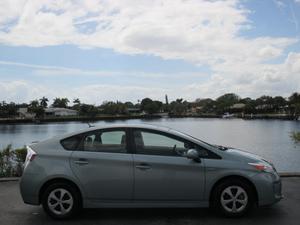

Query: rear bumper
[19,174,40,205]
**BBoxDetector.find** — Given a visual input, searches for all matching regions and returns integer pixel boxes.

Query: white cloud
[0,0,297,66]
[273,0,286,9]
[0,60,207,79]
[0,80,171,104]
[2,51,300,104]
[0,80,51,103]
[0,0,299,101]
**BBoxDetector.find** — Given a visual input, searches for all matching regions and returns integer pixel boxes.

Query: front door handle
[74,158,89,165]
[136,163,151,170]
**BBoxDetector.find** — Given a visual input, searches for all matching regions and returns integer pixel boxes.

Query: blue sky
[0,0,300,104]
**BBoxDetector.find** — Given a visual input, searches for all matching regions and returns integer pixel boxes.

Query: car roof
[60,123,173,139]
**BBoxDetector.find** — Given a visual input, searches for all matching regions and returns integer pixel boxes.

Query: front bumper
[252,172,283,206]
[273,180,283,202]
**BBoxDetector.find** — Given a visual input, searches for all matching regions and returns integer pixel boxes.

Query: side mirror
[186,149,200,162]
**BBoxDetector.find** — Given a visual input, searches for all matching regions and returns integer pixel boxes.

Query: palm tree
[73,98,81,105]
[52,98,69,108]
[39,97,49,108]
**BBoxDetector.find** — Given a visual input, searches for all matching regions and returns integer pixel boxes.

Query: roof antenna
[87,122,94,128]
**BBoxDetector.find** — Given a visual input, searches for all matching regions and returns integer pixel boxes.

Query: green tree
[52,98,69,108]
[140,98,162,114]
[216,93,240,114]
[39,97,49,108]
[72,98,81,111]
[79,104,98,117]
[289,92,300,117]
[169,99,188,115]
[195,98,216,113]
[28,100,45,118]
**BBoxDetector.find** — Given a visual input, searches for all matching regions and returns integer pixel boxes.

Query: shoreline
[0,113,298,125]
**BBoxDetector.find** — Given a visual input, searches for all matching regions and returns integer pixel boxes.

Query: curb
[279,173,300,177]
[0,177,20,182]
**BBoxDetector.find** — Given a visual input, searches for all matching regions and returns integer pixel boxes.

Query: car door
[132,129,205,201]
[70,128,134,201]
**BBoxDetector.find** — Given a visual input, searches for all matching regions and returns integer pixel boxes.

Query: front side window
[82,130,127,153]
[133,130,192,156]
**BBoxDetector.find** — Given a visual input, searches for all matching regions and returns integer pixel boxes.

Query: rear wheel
[212,179,254,217]
[42,183,81,219]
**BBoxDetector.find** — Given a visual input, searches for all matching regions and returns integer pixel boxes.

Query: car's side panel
[70,151,134,201]
[203,158,259,201]
[133,154,205,201]
[20,149,84,205]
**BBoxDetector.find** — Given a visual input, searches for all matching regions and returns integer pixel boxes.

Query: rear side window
[82,130,127,153]
[61,135,81,150]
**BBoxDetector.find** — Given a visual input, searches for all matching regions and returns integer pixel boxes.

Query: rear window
[61,135,81,150]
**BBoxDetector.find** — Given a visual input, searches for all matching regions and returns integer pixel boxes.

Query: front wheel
[42,183,81,219]
[212,179,254,217]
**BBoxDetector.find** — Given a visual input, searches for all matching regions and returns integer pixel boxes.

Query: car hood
[225,148,268,163]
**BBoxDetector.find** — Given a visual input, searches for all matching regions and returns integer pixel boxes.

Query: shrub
[0,145,27,177]
[0,145,14,177]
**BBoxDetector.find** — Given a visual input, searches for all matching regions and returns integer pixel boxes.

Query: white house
[17,108,36,119]
[45,108,78,117]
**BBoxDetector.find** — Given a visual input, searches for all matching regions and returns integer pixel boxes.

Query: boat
[222,112,235,119]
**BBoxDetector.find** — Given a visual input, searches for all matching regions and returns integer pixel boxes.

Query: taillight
[24,146,37,169]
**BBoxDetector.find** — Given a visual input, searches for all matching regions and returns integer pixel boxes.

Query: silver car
[20,124,282,219]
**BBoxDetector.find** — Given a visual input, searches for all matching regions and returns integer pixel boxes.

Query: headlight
[248,162,275,173]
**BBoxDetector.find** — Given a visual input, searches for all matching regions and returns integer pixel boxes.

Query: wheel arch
[38,177,83,206]
[209,175,258,206]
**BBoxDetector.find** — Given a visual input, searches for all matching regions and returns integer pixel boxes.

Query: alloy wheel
[47,188,74,215]
[220,185,248,213]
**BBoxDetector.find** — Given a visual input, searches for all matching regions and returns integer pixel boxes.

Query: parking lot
[0,177,299,225]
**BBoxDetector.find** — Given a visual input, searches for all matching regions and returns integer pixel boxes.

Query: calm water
[1,118,300,172]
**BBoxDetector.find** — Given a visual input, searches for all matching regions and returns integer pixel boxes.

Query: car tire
[212,178,254,217]
[41,182,81,219]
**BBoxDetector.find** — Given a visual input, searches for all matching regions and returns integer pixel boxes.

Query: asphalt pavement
[0,177,299,225]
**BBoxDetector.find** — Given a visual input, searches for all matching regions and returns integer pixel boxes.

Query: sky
[0,0,300,104]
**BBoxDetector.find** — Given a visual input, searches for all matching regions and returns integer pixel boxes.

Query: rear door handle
[136,163,151,170]
[74,158,89,165]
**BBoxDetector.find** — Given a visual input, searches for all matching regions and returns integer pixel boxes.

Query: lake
[1,118,300,172]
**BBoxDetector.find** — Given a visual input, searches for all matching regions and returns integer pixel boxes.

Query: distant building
[230,103,246,109]
[17,108,36,119]
[127,107,142,114]
[188,106,203,114]
[255,104,273,110]
[45,108,78,117]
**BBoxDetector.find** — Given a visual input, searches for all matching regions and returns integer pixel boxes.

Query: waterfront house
[45,108,78,117]
[17,108,36,119]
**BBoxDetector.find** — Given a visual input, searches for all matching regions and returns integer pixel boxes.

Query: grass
[291,131,300,143]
